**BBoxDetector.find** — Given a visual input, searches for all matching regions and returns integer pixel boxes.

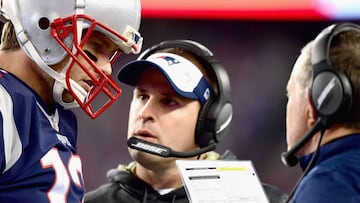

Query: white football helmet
[0,0,143,118]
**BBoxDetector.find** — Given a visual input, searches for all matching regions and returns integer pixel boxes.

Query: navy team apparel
[291,134,360,202]
[0,69,84,203]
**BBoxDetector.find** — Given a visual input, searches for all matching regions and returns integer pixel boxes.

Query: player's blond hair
[1,21,20,50]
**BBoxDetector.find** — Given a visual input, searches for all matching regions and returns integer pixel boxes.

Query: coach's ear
[307,89,318,128]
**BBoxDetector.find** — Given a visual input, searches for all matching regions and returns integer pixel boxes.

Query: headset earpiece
[139,40,233,148]
[310,23,354,126]
[195,97,215,147]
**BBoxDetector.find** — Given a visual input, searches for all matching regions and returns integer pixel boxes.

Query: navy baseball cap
[117,52,214,104]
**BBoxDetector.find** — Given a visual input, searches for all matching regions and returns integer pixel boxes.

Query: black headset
[282,23,356,167]
[310,23,354,127]
[138,40,233,148]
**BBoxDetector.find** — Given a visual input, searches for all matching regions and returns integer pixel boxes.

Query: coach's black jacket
[85,167,187,203]
[84,151,288,203]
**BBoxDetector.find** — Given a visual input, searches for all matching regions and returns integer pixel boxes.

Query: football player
[0,0,142,202]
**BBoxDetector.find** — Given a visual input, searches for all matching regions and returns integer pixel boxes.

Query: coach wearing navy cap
[118,52,214,105]
[85,40,288,203]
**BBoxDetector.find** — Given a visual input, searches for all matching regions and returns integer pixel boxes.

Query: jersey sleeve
[0,83,23,174]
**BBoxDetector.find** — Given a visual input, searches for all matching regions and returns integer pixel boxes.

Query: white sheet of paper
[176,160,269,203]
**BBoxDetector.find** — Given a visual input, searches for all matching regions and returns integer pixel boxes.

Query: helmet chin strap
[4,0,88,109]
[25,37,88,109]
[53,0,86,109]
[52,60,87,109]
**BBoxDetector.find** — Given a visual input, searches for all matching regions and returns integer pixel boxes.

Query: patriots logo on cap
[157,56,180,66]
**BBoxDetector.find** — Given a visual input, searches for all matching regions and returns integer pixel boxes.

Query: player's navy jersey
[0,69,84,203]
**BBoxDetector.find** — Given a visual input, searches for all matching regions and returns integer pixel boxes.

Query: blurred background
[76,0,360,194]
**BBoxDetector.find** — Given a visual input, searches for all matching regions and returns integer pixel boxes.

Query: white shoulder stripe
[0,84,22,173]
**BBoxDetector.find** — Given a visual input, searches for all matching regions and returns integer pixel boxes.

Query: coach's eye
[162,97,178,107]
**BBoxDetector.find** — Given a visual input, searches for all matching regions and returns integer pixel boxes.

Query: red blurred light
[141,0,329,20]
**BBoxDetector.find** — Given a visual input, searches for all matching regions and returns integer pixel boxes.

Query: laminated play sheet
[176,160,269,203]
